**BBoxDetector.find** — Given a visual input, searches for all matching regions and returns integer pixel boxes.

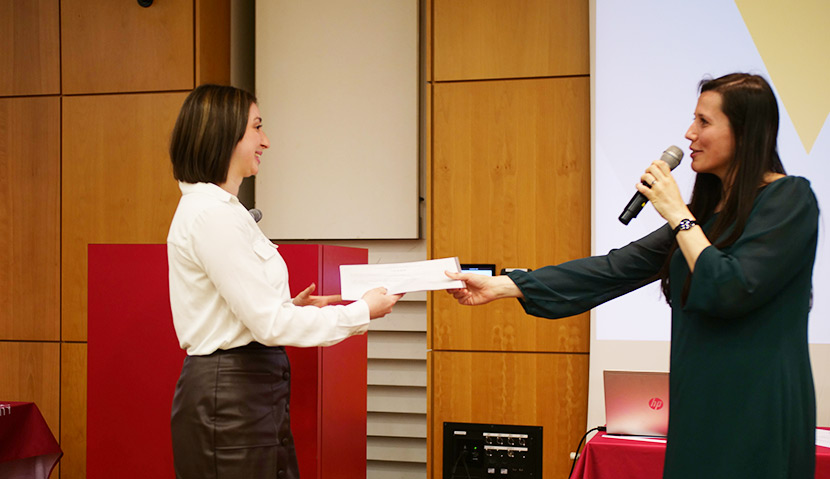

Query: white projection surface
[254,0,419,240]
[594,0,830,344]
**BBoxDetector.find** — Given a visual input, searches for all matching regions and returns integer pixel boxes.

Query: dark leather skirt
[171,343,299,479]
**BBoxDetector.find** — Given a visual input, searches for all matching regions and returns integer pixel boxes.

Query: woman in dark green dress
[446,73,818,478]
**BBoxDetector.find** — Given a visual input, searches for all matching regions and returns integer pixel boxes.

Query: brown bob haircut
[169,84,257,184]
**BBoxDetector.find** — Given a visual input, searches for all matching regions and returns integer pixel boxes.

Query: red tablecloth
[0,402,62,478]
[571,429,830,479]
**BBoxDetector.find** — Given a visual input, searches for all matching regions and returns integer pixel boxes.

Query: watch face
[675,219,695,233]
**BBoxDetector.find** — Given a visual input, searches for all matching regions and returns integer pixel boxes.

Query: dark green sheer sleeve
[507,224,675,319]
[683,176,819,318]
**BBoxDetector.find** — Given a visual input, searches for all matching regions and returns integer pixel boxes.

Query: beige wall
[254,0,420,240]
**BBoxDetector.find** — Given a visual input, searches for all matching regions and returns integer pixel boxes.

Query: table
[0,402,62,478]
[571,430,830,479]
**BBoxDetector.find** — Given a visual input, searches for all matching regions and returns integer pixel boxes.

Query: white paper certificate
[339,257,464,300]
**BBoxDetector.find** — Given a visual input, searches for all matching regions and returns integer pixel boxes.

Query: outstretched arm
[292,282,343,307]
[444,271,523,306]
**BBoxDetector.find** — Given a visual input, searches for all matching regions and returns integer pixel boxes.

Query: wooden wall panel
[430,77,590,352]
[0,2,231,477]
[430,351,589,478]
[196,0,231,85]
[426,350,435,476]
[61,342,87,479]
[0,341,61,436]
[61,92,186,341]
[423,0,433,82]
[432,0,588,81]
[0,0,60,96]
[0,97,60,340]
[60,0,193,94]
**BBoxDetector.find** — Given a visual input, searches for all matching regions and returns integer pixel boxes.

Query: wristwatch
[673,218,697,235]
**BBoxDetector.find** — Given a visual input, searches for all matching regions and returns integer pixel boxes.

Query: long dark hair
[169,84,257,184]
[660,73,786,303]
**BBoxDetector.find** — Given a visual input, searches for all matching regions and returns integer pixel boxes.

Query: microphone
[618,146,684,225]
[248,208,262,223]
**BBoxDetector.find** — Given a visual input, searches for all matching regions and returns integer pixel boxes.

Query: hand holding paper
[444,270,524,305]
[340,257,465,301]
[361,287,403,319]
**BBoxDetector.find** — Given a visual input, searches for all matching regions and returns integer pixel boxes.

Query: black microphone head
[248,208,262,223]
[661,145,683,170]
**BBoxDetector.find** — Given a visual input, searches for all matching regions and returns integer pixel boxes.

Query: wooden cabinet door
[61,92,186,341]
[0,342,61,441]
[61,342,87,479]
[432,0,589,81]
[0,97,60,340]
[61,0,194,94]
[430,351,589,479]
[0,0,60,96]
[430,77,591,353]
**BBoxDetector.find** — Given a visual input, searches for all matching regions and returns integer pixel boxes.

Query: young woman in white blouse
[167,84,401,479]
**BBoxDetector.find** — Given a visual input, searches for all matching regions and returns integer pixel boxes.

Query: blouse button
[278,470,286,478]
[285,403,290,412]
[282,437,290,446]
[283,371,290,380]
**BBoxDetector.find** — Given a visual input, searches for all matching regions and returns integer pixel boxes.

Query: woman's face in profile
[228,103,270,182]
[684,91,735,180]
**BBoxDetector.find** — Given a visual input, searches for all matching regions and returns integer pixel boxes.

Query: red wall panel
[88,243,368,478]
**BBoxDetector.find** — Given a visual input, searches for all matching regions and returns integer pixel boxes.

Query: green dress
[507,176,818,478]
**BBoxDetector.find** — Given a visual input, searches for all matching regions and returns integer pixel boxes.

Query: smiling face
[227,102,270,184]
[685,91,736,181]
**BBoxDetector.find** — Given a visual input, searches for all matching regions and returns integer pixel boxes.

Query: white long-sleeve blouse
[167,182,369,356]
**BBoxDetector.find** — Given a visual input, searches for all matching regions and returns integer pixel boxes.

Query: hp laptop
[603,370,669,437]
